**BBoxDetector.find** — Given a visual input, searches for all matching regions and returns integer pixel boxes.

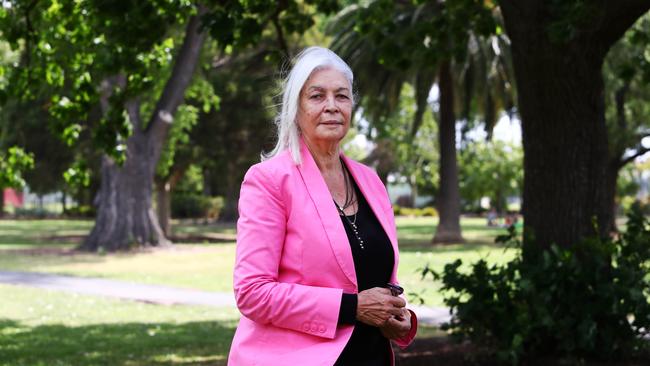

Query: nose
[324,94,339,113]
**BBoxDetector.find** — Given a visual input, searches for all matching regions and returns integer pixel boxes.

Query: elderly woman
[228,47,417,365]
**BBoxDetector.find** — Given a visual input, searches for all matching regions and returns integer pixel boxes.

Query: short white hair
[263,46,354,164]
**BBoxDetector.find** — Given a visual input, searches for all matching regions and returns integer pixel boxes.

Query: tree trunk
[155,179,172,237]
[81,7,207,251]
[61,191,67,214]
[82,131,170,251]
[433,60,464,244]
[155,165,188,237]
[499,0,650,252]
[605,159,622,234]
[220,160,240,222]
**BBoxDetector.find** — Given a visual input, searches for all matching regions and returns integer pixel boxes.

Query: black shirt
[334,175,395,365]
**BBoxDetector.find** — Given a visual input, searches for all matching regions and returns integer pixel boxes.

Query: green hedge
[392,205,438,217]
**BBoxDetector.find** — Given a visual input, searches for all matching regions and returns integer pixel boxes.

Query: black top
[334,174,395,365]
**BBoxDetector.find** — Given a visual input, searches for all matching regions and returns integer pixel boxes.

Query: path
[0,270,451,325]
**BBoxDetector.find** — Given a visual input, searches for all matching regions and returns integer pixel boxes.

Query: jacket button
[302,322,310,331]
[310,323,318,332]
[318,325,326,333]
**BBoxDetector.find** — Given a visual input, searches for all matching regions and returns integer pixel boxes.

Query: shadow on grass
[0,319,235,366]
[397,240,509,253]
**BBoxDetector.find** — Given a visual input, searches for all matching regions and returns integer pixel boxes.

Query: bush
[172,194,223,219]
[420,206,438,217]
[392,205,437,217]
[393,204,401,216]
[13,207,51,218]
[429,207,650,364]
[65,205,96,218]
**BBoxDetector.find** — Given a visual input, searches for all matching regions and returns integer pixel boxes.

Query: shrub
[172,194,223,219]
[420,206,438,217]
[393,204,401,216]
[14,207,55,218]
[429,206,650,364]
[65,205,95,218]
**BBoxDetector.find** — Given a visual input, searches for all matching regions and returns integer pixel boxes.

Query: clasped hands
[356,287,412,340]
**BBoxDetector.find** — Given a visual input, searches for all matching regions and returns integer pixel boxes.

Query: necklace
[334,201,365,250]
[334,161,365,250]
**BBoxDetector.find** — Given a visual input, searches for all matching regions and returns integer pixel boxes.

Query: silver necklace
[334,163,364,250]
[334,202,365,250]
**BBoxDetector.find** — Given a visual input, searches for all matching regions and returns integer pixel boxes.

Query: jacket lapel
[296,140,358,288]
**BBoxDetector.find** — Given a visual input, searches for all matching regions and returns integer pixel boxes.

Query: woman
[229,47,417,365]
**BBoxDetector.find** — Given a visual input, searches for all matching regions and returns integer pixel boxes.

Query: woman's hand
[356,287,406,327]
[380,308,412,340]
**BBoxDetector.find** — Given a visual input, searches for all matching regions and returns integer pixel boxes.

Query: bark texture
[499,0,650,250]
[433,60,464,244]
[81,7,207,251]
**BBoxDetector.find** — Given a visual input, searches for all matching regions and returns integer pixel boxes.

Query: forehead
[303,67,350,91]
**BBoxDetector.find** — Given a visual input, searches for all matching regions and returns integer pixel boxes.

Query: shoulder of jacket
[245,151,296,186]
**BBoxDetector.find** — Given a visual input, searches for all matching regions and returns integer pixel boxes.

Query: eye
[309,94,323,100]
[337,94,350,100]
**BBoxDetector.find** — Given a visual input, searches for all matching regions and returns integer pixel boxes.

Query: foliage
[393,205,438,218]
[459,140,523,213]
[380,83,439,195]
[0,0,198,161]
[329,0,512,137]
[172,194,223,220]
[0,146,34,188]
[431,207,650,364]
[65,204,96,218]
[604,13,650,167]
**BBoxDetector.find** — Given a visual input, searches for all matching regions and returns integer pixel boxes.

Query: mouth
[320,121,344,125]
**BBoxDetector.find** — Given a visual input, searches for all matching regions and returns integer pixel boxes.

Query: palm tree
[328,1,515,244]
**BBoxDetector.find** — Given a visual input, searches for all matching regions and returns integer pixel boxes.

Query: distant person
[487,208,498,227]
[228,47,417,365]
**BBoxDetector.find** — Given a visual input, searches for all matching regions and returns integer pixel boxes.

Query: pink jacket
[228,140,417,365]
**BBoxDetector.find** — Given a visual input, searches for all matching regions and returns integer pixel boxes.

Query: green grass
[0,216,513,306]
[0,284,238,366]
[0,216,516,365]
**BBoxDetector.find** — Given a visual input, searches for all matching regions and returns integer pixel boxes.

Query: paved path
[0,270,450,325]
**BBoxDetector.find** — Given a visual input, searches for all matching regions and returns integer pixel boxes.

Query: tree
[498,0,650,251]
[603,13,650,231]
[1,0,340,250]
[458,140,523,213]
[329,0,513,243]
[191,45,280,221]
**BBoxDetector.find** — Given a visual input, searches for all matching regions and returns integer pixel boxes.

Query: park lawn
[0,217,515,306]
[0,284,238,366]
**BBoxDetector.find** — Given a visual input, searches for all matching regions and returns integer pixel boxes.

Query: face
[296,67,353,146]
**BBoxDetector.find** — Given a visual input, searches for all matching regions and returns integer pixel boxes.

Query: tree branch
[614,81,630,131]
[620,146,650,168]
[145,4,208,167]
[269,0,291,59]
[591,0,650,53]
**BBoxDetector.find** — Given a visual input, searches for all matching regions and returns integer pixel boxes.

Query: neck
[303,137,341,172]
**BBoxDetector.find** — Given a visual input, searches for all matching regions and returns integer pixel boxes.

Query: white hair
[263,46,354,165]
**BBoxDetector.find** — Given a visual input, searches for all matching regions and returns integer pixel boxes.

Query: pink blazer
[228,140,417,365]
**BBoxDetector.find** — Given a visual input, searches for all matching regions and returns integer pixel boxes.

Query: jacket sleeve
[233,165,343,339]
[393,309,418,349]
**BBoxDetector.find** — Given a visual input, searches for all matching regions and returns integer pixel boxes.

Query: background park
[1,0,650,365]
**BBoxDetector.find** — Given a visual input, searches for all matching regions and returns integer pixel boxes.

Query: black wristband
[338,293,358,324]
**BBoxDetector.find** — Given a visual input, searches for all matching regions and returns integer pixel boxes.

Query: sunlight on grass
[0,217,515,307]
